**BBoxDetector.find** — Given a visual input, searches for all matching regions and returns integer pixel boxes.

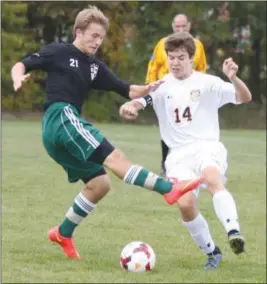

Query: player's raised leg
[103,148,204,205]
[203,166,245,254]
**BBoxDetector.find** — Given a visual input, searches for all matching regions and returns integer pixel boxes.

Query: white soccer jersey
[139,71,240,149]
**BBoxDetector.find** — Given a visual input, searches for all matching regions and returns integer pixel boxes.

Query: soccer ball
[120,241,156,272]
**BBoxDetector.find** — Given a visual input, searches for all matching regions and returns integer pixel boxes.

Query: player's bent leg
[49,170,110,259]
[103,148,204,205]
[202,166,245,255]
[82,174,111,204]
[43,107,114,259]
[59,173,110,237]
[177,192,222,269]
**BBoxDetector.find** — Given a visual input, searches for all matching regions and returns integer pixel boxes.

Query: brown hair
[164,32,196,58]
[72,6,109,39]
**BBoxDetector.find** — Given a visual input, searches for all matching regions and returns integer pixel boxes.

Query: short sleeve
[20,43,58,72]
[210,77,241,107]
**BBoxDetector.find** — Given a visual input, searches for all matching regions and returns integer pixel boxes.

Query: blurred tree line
[1,1,266,127]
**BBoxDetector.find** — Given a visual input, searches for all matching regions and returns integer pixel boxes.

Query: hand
[146,79,164,93]
[129,80,164,99]
[119,102,138,120]
[13,74,31,91]
[222,58,238,80]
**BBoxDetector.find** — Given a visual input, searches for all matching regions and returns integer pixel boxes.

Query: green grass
[2,121,266,283]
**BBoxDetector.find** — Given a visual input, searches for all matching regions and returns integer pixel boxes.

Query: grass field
[2,121,266,283]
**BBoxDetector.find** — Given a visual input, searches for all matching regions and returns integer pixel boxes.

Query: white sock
[183,213,215,254]
[212,189,240,233]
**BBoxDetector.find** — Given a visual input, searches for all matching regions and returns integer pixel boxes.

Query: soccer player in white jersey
[119,32,252,269]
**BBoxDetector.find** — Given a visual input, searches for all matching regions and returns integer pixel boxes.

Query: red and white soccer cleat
[48,226,80,259]
[163,176,205,205]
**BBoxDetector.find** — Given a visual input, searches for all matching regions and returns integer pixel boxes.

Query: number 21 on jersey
[174,107,192,123]
[69,58,79,67]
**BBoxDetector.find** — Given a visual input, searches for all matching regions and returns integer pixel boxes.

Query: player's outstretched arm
[223,58,252,103]
[11,43,58,92]
[129,80,164,99]
[11,62,30,91]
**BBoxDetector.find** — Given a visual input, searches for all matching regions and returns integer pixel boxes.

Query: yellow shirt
[145,36,207,83]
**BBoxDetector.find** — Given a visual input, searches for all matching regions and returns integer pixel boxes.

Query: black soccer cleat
[228,230,245,255]
[160,162,166,177]
[204,246,222,270]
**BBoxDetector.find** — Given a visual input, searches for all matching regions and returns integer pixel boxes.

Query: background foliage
[1,1,266,128]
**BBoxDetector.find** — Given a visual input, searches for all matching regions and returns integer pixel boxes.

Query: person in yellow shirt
[146,14,207,176]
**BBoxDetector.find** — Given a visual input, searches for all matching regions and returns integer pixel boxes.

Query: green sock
[59,218,78,237]
[123,165,172,194]
[59,193,96,237]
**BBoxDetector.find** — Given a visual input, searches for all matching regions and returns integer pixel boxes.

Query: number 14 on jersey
[174,107,192,123]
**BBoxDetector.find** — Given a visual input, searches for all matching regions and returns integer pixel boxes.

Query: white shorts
[165,141,228,197]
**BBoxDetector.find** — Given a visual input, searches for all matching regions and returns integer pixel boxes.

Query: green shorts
[42,102,114,183]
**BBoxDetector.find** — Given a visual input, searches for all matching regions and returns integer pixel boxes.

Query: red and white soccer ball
[120,241,156,272]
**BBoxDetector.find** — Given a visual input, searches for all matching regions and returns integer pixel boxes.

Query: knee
[84,174,111,202]
[104,148,127,167]
[89,174,111,192]
[202,166,224,194]
[177,193,197,214]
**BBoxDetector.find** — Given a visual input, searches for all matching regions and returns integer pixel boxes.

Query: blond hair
[165,32,196,58]
[72,6,109,39]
